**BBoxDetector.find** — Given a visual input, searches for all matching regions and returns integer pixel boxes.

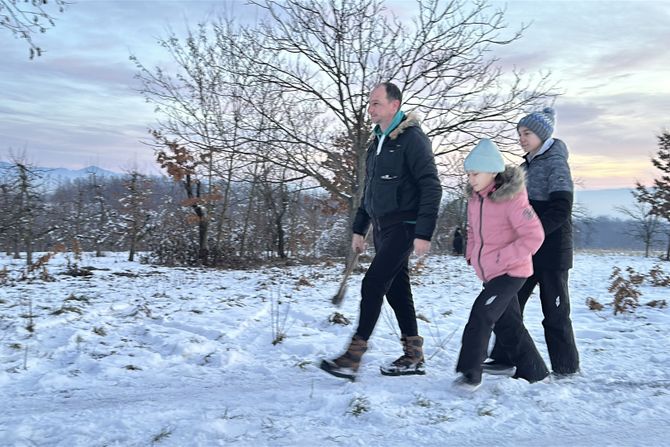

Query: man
[320,82,442,381]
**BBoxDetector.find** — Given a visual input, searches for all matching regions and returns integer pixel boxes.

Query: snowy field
[1,250,669,447]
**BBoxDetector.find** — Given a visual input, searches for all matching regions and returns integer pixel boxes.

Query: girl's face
[468,172,497,193]
[518,126,543,154]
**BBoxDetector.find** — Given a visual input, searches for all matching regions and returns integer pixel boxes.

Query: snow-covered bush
[313,217,350,258]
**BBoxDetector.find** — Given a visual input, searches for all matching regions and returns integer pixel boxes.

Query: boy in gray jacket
[485,107,580,377]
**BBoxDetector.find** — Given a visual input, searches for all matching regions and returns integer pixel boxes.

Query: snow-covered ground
[1,250,669,446]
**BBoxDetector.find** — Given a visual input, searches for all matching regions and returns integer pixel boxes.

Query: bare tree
[1,0,68,58]
[155,141,216,266]
[134,0,557,263]
[616,201,661,258]
[117,171,154,262]
[87,172,116,257]
[0,157,47,264]
[133,19,279,265]
[223,0,557,225]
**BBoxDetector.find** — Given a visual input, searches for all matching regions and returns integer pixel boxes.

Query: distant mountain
[0,162,121,189]
[41,165,121,182]
[574,188,637,219]
[0,162,119,177]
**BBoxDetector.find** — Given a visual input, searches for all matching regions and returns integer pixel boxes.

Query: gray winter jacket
[522,138,573,270]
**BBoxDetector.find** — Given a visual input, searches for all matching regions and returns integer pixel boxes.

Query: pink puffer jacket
[466,166,544,283]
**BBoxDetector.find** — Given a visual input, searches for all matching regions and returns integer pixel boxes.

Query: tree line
[3,152,669,268]
[0,158,470,267]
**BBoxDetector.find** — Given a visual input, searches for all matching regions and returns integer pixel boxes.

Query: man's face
[368,86,400,129]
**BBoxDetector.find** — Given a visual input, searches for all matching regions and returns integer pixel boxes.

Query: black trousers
[355,222,418,341]
[490,270,580,374]
[456,275,549,383]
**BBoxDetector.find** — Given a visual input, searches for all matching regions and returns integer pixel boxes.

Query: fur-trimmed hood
[387,112,421,140]
[466,165,526,202]
[368,112,422,143]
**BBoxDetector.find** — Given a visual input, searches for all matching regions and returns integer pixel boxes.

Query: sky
[1,250,670,445]
[1,0,669,189]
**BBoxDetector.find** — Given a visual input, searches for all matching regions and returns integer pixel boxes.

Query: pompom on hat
[517,107,556,142]
[464,138,505,173]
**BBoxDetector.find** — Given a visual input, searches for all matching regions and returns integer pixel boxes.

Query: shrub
[586,297,604,311]
[608,267,641,315]
[648,264,670,287]
[646,299,667,309]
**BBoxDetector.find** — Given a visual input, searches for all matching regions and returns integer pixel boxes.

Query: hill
[574,188,637,219]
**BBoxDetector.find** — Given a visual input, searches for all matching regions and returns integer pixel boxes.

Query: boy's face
[518,126,543,154]
[468,172,497,193]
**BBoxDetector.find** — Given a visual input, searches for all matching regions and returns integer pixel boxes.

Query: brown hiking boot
[320,335,368,381]
[380,335,426,376]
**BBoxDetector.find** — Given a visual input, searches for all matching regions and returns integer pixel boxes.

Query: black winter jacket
[352,113,442,240]
[522,138,573,270]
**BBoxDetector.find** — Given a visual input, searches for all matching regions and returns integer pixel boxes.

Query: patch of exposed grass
[65,293,91,304]
[347,396,370,417]
[50,306,83,316]
[151,427,173,444]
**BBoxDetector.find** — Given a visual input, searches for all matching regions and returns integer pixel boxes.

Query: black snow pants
[490,270,580,375]
[456,275,549,383]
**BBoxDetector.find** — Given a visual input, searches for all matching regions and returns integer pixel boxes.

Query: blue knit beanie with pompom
[517,107,556,142]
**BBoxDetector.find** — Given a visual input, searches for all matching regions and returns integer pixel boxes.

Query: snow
[1,251,669,446]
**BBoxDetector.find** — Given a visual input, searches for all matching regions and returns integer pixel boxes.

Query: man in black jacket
[320,82,442,381]
[485,107,580,377]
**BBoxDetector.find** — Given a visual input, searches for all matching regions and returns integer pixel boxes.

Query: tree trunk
[275,214,286,259]
[198,222,209,265]
[24,229,33,266]
[182,174,209,266]
[240,168,260,258]
[13,237,21,259]
[128,225,137,262]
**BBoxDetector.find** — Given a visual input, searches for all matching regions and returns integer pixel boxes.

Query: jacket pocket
[372,179,400,216]
[377,144,404,180]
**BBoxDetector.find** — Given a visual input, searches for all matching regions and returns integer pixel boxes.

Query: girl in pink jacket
[454,139,549,391]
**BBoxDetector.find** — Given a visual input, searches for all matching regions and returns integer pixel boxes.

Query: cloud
[495,1,670,81]
[571,153,656,189]
[2,0,668,187]
[556,92,670,151]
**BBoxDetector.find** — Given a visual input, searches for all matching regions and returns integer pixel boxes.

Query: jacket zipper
[476,194,487,282]
[367,137,380,219]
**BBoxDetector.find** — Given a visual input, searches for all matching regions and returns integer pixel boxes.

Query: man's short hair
[378,82,402,105]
